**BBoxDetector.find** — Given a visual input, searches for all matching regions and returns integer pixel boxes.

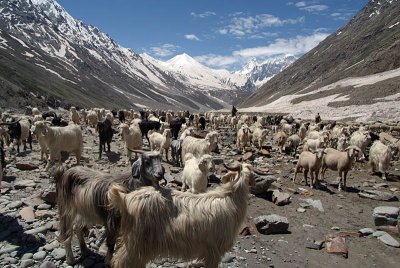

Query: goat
[120,123,143,164]
[170,117,186,140]
[55,151,164,266]
[107,162,256,268]
[96,119,114,160]
[293,149,326,189]
[149,129,172,161]
[139,120,161,145]
[321,146,361,191]
[237,125,251,151]
[181,153,214,193]
[0,119,32,153]
[70,107,80,124]
[369,140,392,180]
[181,132,216,165]
[275,131,287,154]
[30,121,82,171]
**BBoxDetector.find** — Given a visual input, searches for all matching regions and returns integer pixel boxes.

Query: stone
[39,261,57,268]
[326,235,348,258]
[15,162,39,171]
[372,231,387,237]
[19,206,35,222]
[377,225,400,235]
[51,248,66,260]
[250,176,275,195]
[299,198,324,212]
[377,233,400,248]
[305,240,324,250]
[243,152,254,161]
[0,230,11,240]
[23,197,44,208]
[239,222,259,237]
[254,214,289,235]
[259,149,271,156]
[3,257,17,264]
[20,259,34,268]
[373,206,400,226]
[24,225,49,235]
[21,253,33,260]
[14,179,36,189]
[44,241,59,251]
[222,253,236,263]
[33,251,47,260]
[359,228,374,236]
[35,210,54,219]
[297,207,306,213]
[7,201,23,209]
[358,190,398,201]
[37,204,52,210]
[272,190,291,206]
[40,191,57,205]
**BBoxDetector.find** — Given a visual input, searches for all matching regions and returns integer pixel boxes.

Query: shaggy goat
[149,129,172,161]
[120,123,143,164]
[349,130,371,160]
[320,146,361,191]
[252,127,268,149]
[237,125,251,151]
[275,131,287,154]
[181,132,216,165]
[181,153,214,193]
[30,121,83,171]
[55,151,164,266]
[70,107,80,125]
[369,140,392,180]
[108,162,256,268]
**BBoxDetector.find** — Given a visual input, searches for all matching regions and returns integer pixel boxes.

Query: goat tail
[107,184,128,213]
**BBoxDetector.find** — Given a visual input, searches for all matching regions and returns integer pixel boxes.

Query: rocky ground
[0,117,399,268]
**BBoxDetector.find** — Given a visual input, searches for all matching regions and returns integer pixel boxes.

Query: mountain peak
[167,53,201,68]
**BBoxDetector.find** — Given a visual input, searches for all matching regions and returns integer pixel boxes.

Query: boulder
[250,176,275,195]
[358,190,398,201]
[15,162,39,171]
[373,206,399,226]
[326,235,348,258]
[272,190,291,206]
[254,214,289,235]
[377,232,400,248]
[299,198,324,212]
[19,206,35,222]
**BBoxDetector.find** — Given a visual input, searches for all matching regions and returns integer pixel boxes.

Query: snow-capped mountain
[236,56,297,88]
[0,0,295,110]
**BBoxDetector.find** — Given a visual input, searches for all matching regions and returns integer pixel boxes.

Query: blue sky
[57,0,368,71]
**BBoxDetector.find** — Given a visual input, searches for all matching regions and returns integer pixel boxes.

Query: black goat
[0,119,32,153]
[118,110,125,123]
[55,151,164,266]
[169,117,186,140]
[96,119,114,159]
[42,111,68,126]
[0,140,5,180]
[139,120,161,144]
[199,116,206,130]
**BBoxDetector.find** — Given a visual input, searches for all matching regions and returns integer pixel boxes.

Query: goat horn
[223,162,241,171]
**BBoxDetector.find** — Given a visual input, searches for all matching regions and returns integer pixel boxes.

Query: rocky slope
[241,0,400,121]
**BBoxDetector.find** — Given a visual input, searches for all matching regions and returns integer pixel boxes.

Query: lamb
[107,162,256,268]
[252,127,268,149]
[55,151,164,266]
[181,153,214,193]
[30,121,83,171]
[70,106,80,125]
[369,140,392,180]
[179,127,194,142]
[236,125,251,151]
[293,148,326,189]
[149,129,172,161]
[120,123,143,164]
[320,146,361,191]
[275,131,287,154]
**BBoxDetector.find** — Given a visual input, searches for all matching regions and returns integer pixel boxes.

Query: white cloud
[232,32,329,58]
[218,14,305,37]
[300,4,328,13]
[184,34,200,41]
[148,44,179,57]
[195,54,239,68]
[295,1,307,7]
[190,11,216,18]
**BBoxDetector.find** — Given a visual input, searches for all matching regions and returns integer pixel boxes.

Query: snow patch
[22,51,34,57]
[388,22,399,28]
[34,63,77,84]
[9,35,29,48]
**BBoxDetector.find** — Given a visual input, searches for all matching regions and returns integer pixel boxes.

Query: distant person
[315,113,321,124]
[232,105,238,117]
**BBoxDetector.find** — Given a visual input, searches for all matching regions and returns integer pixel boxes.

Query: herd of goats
[0,106,399,267]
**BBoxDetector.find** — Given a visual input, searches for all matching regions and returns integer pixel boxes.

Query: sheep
[236,125,251,151]
[320,146,361,191]
[286,134,301,156]
[293,148,326,189]
[55,151,164,266]
[87,110,98,128]
[275,131,287,154]
[349,130,371,160]
[70,106,80,125]
[369,141,392,180]
[120,123,143,164]
[252,127,268,149]
[30,121,83,171]
[149,129,172,161]
[302,137,325,152]
[181,153,214,193]
[107,162,256,268]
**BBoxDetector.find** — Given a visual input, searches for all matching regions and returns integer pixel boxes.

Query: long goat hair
[54,151,164,266]
[108,163,256,268]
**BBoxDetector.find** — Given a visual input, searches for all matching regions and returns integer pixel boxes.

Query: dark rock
[250,176,275,195]
[15,162,39,171]
[40,191,57,205]
[358,190,398,201]
[254,214,289,235]
[373,206,399,226]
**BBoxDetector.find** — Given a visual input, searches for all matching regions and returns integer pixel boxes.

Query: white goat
[303,137,325,152]
[237,125,251,151]
[293,149,326,189]
[286,134,301,156]
[108,163,256,268]
[181,153,214,193]
[120,123,143,164]
[149,129,172,161]
[86,110,98,128]
[30,121,83,171]
[349,130,371,160]
[70,107,80,125]
[321,146,361,191]
[369,141,392,180]
[275,131,287,154]
[252,127,268,149]
[181,132,216,164]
